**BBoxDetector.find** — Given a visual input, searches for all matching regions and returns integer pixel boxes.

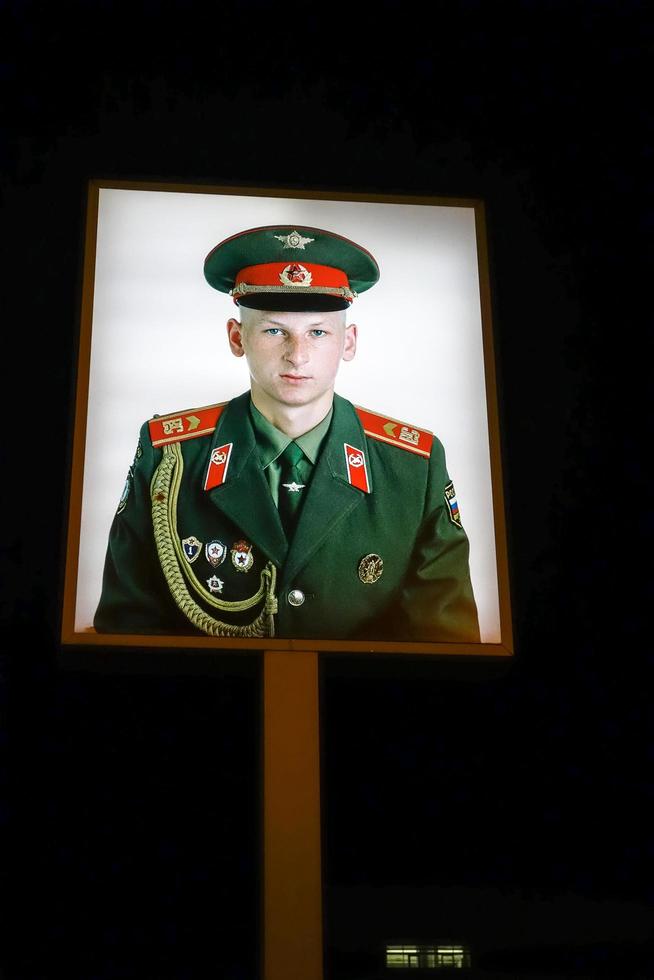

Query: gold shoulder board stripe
[355,405,433,458]
[149,402,227,448]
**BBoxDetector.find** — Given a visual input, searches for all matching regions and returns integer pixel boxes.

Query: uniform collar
[279,392,372,587]
[204,391,372,581]
[249,399,334,467]
[204,392,288,567]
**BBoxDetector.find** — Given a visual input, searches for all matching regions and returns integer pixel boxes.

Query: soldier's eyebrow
[260,318,330,329]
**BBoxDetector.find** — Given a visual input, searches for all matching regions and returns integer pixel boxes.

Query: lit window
[386,944,471,969]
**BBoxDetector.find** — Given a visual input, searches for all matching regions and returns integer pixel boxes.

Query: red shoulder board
[149,402,227,448]
[355,406,433,458]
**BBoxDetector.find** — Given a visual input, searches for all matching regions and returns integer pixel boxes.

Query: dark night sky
[2,1,653,977]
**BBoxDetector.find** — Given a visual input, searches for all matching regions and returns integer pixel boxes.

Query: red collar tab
[344,443,370,493]
[355,406,433,458]
[204,443,233,491]
[149,403,226,448]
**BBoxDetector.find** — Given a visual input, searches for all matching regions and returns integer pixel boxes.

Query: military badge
[274,230,315,249]
[162,417,184,436]
[444,482,463,527]
[116,466,133,515]
[204,442,233,491]
[399,426,420,446]
[358,554,384,584]
[279,263,313,288]
[344,443,370,493]
[206,575,224,593]
[231,540,254,572]
[182,536,202,563]
[205,539,227,567]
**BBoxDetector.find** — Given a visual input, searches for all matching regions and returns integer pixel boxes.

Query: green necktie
[278,441,306,541]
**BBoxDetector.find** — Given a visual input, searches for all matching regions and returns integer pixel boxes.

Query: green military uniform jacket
[94,391,480,642]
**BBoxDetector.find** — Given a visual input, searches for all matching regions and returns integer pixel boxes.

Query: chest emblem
[344,443,370,493]
[358,553,384,584]
[282,480,306,492]
[206,575,224,593]
[205,539,227,567]
[182,535,202,563]
[204,443,233,491]
[231,539,254,572]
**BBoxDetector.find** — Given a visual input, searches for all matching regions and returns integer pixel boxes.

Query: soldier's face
[226,309,357,410]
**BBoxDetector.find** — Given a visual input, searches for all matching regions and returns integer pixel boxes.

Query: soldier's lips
[280,374,311,382]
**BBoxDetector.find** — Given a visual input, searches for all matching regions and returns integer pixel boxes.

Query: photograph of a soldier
[74,189,501,644]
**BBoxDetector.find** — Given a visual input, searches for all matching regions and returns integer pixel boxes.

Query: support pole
[263,650,323,980]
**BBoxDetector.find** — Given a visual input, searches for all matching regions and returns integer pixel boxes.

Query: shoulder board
[148,402,227,448]
[355,405,433,458]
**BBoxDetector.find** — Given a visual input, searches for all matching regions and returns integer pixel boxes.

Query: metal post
[263,650,323,980]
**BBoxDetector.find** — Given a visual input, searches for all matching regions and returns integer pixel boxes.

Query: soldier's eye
[264,328,283,335]
[310,329,327,337]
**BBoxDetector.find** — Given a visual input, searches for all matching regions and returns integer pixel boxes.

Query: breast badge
[182,536,202,563]
[358,553,384,584]
[231,540,254,572]
[205,539,227,567]
[444,482,463,527]
[206,575,224,593]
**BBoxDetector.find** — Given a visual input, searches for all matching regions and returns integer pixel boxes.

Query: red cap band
[235,262,351,292]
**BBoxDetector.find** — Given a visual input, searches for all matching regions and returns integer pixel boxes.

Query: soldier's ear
[227,318,246,357]
[342,323,357,362]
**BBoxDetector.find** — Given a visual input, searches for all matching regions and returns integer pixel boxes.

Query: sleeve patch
[116,466,134,515]
[444,481,463,527]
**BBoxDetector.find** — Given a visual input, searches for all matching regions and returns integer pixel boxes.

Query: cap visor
[237,293,350,312]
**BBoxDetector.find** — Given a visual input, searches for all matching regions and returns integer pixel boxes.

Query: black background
[3,1,652,977]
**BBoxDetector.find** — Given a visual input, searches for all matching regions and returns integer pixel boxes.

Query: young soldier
[94,226,480,642]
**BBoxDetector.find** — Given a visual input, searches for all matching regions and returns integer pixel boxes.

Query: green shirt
[249,399,334,507]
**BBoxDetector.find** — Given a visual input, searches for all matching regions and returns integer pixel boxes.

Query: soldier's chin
[275,385,316,406]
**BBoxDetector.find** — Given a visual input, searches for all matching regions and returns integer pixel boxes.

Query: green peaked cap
[203,225,380,311]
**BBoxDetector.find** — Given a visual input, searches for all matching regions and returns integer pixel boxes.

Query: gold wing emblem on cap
[274,230,315,249]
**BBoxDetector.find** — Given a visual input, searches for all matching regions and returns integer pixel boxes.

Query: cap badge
[206,575,224,593]
[274,230,314,249]
[182,535,202,563]
[344,443,371,493]
[205,539,227,567]
[444,481,463,527]
[231,539,254,572]
[279,263,313,288]
[358,554,384,584]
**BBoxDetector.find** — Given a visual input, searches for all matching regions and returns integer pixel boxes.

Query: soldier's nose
[285,339,309,366]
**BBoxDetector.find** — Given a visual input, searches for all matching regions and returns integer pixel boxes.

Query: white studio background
[75,188,500,642]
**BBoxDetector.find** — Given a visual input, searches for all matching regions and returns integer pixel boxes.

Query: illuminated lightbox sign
[62,181,513,657]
